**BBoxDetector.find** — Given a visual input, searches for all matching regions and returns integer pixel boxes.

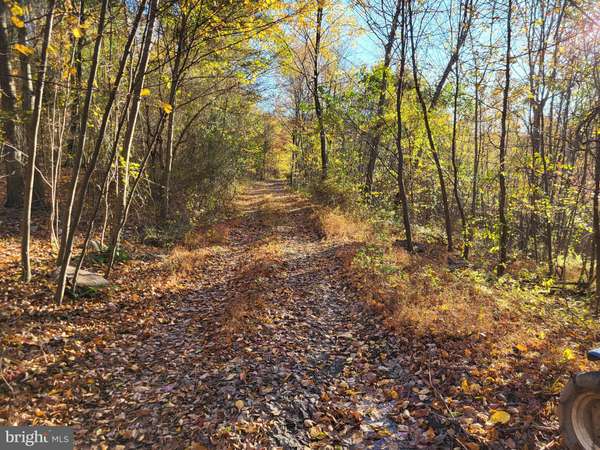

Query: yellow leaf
[387,388,399,399]
[515,343,528,353]
[13,43,33,56]
[11,5,24,16]
[140,88,151,97]
[461,378,470,392]
[72,27,82,38]
[161,102,173,114]
[309,426,327,440]
[234,399,244,410]
[11,16,24,28]
[563,348,576,361]
[490,410,511,425]
[62,66,77,80]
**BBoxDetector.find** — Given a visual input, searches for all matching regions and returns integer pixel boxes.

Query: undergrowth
[305,182,600,445]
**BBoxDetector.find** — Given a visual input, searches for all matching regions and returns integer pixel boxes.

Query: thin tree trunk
[21,0,56,281]
[465,78,480,259]
[408,0,453,251]
[395,0,412,251]
[450,64,466,252]
[365,0,401,193]
[55,0,142,304]
[66,0,85,161]
[17,0,45,208]
[429,0,472,110]
[497,0,512,276]
[106,0,160,274]
[594,137,600,315]
[313,1,328,180]
[162,104,176,218]
[56,0,109,267]
[160,10,188,219]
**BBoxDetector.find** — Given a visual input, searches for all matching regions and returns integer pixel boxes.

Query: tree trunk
[54,0,110,303]
[594,137,600,315]
[465,78,480,260]
[395,0,412,251]
[0,3,22,207]
[313,1,328,180]
[66,0,85,163]
[408,0,453,251]
[429,0,472,110]
[497,0,512,276]
[365,0,401,193]
[450,64,466,252]
[161,13,187,220]
[21,0,55,281]
[107,0,160,274]
[17,0,45,208]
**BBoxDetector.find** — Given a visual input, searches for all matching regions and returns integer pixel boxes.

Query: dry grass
[164,246,212,275]
[389,269,496,337]
[339,245,497,337]
[329,203,600,389]
[315,209,371,242]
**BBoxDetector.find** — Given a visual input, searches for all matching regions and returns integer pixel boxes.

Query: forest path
[74,181,432,448]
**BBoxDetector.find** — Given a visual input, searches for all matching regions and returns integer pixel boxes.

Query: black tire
[558,372,600,450]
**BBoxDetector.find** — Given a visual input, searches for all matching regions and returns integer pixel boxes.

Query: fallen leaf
[309,426,328,440]
[563,348,575,361]
[490,410,511,425]
[514,343,528,353]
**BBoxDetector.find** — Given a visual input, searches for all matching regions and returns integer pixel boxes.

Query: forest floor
[1,181,597,449]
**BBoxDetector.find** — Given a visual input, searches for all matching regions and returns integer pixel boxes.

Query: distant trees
[280,0,600,294]
[2,0,600,310]
[0,0,295,301]
[274,0,352,184]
